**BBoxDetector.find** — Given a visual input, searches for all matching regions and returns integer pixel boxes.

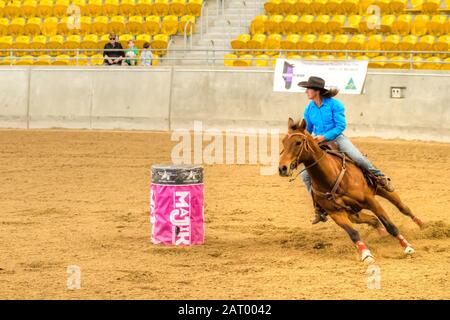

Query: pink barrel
[150,165,204,245]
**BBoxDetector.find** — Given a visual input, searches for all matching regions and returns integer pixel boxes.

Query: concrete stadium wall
[0,66,449,142]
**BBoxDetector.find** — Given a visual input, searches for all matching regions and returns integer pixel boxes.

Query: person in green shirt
[123,40,139,66]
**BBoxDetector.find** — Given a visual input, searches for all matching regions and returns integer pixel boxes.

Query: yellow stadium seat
[81,34,99,55]
[297,33,316,51]
[30,35,47,55]
[0,18,8,36]
[234,54,253,67]
[341,0,358,14]
[279,0,297,15]
[118,33,133,47]
[415,35,435,52]
[47,34,64,55]
[409,56,423,69]
[186,0,202,16]
[434,35,449,53]
[21,0,38,18]
[5,0,21,18]
[36,0,54,17]
[153,0,169,15]
[0,1,4,18]
[16,55,35,65]
[41,17,58,36]
[65,35,81,56]
[135,33,151,48]
[231,34,251,54]
[150,34,168,55]
[98,33,110,47]
[365,34,382,57]
[346,34,365,51]
[313,34,332,50]
[170,0,186,16]
[330,34,349,50]
[53,54,70,65]
[359,14,380,34]
[13,36,31,57]
[441,57,450,70]
[422,0,440,13]
[144,16,161,35]
[310,0,326,14]
[54,0,70,18]
[328,15,345,34]
[411,15,429,36]
[72,0,87,15]
[264,0,281,15]
[0,56,15,65]
[392,14,412,36]
[58,16,76,35]
[280,15,299,35]
[385,56,408,69]
[428,15,446,36]
[8,18,26,36]
[382,34,400,52]
[0,36,13,57]
[161,15,179,35]
[79,16,93,35]
[90,53,104,65]
[270,54,282,66]
[128,15,144,34]
[321,54,336,61]
[421,56,441,69]
[179,15,195,35]
[281,33,300,50]
[326,0,343,14]
[264,15,283,34]
[73,54,88,65]
[104,0,120,16]
[119,0,136,16]
[34,54,52,65]
[86,0,104,16]
[296,14,314,34]
[109,15,126,34]
[223,53,237,67]
[358,0,372,12]
[342,14,361,33]
[389,0,407,13]
[380,15,395,33]
[250,15,268,34]
[255,54,270,67]
[91,16,109,35]
[135,0,152,15]
[247,33,266,54]
[264,33,282,55]
[311,15,330,34]
[304,54,319,60]
[373,0,390,13]
[398,35,417,51]
[369,56,387,68]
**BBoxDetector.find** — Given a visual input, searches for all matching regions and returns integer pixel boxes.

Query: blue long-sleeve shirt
[303,97,347,141]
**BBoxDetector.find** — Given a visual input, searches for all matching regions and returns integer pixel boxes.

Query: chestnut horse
[279,118,424,264]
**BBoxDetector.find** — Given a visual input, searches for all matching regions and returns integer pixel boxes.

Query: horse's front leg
[329,210,375,265]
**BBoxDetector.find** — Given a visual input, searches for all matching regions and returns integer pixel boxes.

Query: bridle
[280,132,326,182]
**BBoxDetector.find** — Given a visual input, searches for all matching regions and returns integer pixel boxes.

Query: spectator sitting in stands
[140,42,153,66]
[103,33,124,66]
[123,40,139,66]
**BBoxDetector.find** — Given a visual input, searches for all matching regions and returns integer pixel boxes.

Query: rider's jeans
[301,134,384,194]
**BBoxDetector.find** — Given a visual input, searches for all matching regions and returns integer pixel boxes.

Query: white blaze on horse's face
[278,133,308,177]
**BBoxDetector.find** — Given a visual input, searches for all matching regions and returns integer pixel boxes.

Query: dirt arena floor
[0,129,449,300]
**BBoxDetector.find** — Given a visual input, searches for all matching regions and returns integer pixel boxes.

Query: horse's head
[279,118,314,177]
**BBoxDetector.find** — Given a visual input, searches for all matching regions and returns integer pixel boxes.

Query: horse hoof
[404,246,415,255]
[361,250,375,265]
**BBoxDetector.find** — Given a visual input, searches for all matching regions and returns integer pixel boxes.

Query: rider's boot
[312,204,328,225]
[376,175,395,192]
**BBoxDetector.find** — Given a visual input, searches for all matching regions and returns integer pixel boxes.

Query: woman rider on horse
[298,76,394,224]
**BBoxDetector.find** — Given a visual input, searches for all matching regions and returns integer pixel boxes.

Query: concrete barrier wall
[0,66,449,142]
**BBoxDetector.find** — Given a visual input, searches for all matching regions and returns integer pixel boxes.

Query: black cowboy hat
[297,76,330,95]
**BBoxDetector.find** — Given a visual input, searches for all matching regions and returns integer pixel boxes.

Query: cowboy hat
[297,76,330,95]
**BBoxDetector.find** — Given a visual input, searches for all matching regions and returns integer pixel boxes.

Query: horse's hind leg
[329,211,375,264]
[376,188,425,229]
[348,212,388,236]
[365,196,415,256]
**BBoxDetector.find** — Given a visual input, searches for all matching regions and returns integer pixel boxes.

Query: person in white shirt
[140,42,153,66]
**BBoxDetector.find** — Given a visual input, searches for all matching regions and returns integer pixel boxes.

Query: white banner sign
[273,59,368,94]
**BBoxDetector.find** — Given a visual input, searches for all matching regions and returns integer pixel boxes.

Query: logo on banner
[345,78,357,90]
[170,191,191,245]
[282,61,295,89]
